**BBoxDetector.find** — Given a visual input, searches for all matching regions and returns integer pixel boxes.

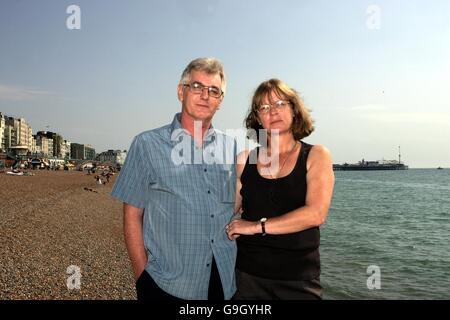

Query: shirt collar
[170,113,217,145]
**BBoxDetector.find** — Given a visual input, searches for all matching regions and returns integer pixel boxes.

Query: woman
[226,79,334,300]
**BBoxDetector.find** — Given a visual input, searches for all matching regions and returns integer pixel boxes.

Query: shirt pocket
[217,169,235,203]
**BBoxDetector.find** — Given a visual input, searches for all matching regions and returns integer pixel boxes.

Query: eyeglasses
[257,100,290,114]
[183,81,223,98]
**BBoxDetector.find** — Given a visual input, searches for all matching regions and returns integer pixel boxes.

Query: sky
[1,0,449,168]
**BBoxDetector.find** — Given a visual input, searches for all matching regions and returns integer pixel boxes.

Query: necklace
[266,141,298,179]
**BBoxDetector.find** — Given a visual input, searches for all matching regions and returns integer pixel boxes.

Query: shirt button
[211,239,214,243]
[206,263,210,267]
[207,190,211,194]
[211,214,214,218]
[204,168,207,172]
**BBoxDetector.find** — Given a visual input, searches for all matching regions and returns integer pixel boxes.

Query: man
[111,57,237,300]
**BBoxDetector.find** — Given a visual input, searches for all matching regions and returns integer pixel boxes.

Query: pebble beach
[0,170,136,300]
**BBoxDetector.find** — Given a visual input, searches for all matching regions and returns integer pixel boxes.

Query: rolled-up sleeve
[111,135,148,209]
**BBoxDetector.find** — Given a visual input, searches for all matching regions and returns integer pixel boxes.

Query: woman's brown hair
[245,78,314,142]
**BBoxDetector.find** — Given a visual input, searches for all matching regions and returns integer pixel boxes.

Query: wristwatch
[260,217,267,236]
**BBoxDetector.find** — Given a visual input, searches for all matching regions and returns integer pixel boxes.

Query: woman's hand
[226,219,259,241]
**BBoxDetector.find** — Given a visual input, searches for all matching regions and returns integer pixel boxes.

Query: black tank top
[236,141,320,280]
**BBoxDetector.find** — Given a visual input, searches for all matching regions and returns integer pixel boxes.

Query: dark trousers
[136,257,224,301]
[233,269,322,300]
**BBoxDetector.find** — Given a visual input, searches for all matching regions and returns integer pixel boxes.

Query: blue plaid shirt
[111,113,237,299]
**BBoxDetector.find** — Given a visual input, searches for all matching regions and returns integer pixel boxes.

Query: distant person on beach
[95,175,103,185]
[226,78,335,299]
[111,58,237,301]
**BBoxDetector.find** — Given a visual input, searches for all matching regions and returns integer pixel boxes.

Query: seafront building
[0,112,96,165]
[0,112,5,151]
[1,112,128,170]
[70,143,96,161]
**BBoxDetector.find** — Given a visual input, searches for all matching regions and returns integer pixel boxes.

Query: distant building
[61,140,71,159]
[71,143,95,160]
[5,116,32,151]
[36,131,65,158]
[96,149,127,165]
[85,144,95,160]
[3,124,17,150]
[28,126,33,153]
[0,113,99,161]
[9,145,28,157]
[34,134,50,157]
[70,143,84,160]
[0,112,5,152]
[31,135,36,155]
[48,138,54,157]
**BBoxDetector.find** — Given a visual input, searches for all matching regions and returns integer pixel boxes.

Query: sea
[320,169,450,299]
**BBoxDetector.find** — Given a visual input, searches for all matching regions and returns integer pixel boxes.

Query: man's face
[177,70,224,123]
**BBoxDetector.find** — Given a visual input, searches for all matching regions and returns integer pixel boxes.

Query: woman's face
[257,90,294,135]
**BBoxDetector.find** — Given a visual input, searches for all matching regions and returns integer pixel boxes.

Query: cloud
[0,84,54,101]
[360,111,450,125]
[348,104,390,111]
[340,104,450,126]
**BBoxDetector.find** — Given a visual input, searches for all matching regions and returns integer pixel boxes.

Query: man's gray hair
[180,57,227,94]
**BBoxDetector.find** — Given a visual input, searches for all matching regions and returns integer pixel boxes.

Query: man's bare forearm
[123,203,147,280]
